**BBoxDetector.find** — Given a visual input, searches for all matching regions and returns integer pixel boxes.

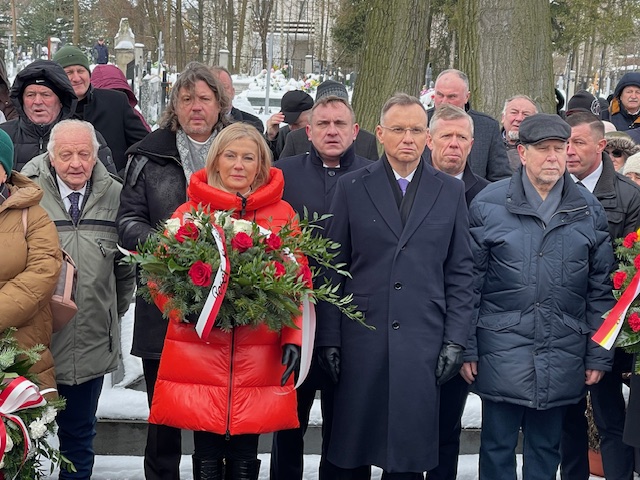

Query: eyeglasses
[609,149,624,158]
[380,126,427,136]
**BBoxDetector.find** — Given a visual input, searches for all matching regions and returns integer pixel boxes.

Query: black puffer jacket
[116,128,187,359]
[467,170,615,409]
[0,60,116,175]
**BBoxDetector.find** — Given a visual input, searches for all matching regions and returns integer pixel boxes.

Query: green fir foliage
[125,207,369,334]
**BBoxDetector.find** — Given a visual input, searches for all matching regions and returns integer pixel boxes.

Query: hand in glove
[435,342,464,385]
[317,347,340,385]
[281,344,301,386]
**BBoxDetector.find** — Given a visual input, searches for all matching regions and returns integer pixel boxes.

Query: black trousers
[560,350,634,480]
[194,432,259,461]
[142,358,183,480]
[270,357,337,480]
[428,374,470,480]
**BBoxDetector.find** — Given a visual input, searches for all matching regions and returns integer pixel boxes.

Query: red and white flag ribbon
[0,376,47,465]
[593,270,640,350]
[195,224,230,339]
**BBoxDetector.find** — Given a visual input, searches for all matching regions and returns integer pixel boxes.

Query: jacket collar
[186,167,285,217]
[507,168,587,217]
[126,127,180,161]
[308,143,357,168]
[593,153,616,199]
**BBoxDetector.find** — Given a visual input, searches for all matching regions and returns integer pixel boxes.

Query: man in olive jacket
[22,119,135,480]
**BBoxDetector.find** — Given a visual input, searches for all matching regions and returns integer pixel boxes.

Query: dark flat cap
[519,113,571,145]
[280,90,313,124]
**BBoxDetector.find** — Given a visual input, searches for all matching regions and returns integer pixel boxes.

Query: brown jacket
[0,171,61,391]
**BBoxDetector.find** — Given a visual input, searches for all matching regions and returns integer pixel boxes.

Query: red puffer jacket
[149,167,302,435]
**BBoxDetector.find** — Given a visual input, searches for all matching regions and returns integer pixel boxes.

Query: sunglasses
[609,149,624,158]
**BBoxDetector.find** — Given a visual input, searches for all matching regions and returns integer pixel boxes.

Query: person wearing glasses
[604,131,640,172]
[316,93,474,479]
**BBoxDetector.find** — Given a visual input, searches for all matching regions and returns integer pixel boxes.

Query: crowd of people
[0,50,639,480]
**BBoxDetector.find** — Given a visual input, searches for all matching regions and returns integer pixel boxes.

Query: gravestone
[114,18,135,77]
[140,74,161,126]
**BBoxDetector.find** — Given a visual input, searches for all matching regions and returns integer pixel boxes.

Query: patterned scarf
[176,129,218,184]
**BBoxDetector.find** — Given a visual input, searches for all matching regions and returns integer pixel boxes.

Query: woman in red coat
[149,123,302,480]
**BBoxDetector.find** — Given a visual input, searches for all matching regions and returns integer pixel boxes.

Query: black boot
[226,458,261,480]
[192,456,225,480]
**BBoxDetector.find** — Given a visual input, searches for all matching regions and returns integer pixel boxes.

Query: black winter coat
[230,107,264,133]
[0,60,117,175]
[116,128,187,359]
[277,143,372,218]
[467,170,615,409]
[76,85,150,176]
[624,362,640,447]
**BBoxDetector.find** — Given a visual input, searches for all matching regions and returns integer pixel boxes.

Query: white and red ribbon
[196,224,230,339]
[0,376,49,466]
[295,295,316,389]
[593,270,640,350]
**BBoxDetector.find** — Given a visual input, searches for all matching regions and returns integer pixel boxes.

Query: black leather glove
[435,342,464,385]
[281,344,301,386]
[317,347,340,385]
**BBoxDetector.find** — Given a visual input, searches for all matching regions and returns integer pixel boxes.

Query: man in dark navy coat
[316,93,475,478]
[270,95,372,480]
[426,104,489,480]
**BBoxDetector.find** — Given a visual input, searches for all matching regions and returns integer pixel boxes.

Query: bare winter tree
[351,0,431,132]
[252,0,275,68]
[457,0,555,118]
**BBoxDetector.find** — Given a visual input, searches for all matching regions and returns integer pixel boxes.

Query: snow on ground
[45,454,615,480]
[81,305,628,480]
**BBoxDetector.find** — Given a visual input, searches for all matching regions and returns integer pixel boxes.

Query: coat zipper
[225,326,236,440]
[97,240,107,257]
[107,309,113,352]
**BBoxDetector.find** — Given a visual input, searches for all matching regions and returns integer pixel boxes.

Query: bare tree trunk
[253,0,275,69]
[175,0,184,70]
[585,26,597,89]
[352,0,430,133]
[73,0,79,45]
[458,0,555,118]
[197,0,204,62]
[235,0,249,72]
[226,0,234,69]
[10,0,17,63]
[165,0,172,66]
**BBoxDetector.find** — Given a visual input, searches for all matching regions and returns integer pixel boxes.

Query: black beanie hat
[567,90,601,116]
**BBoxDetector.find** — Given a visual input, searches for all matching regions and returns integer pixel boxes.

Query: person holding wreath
[148,123,302,480]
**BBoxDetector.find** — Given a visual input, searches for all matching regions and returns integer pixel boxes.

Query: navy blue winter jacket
[466,169,615,409]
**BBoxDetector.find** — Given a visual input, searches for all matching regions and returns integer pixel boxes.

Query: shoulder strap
[21,208,27,237]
